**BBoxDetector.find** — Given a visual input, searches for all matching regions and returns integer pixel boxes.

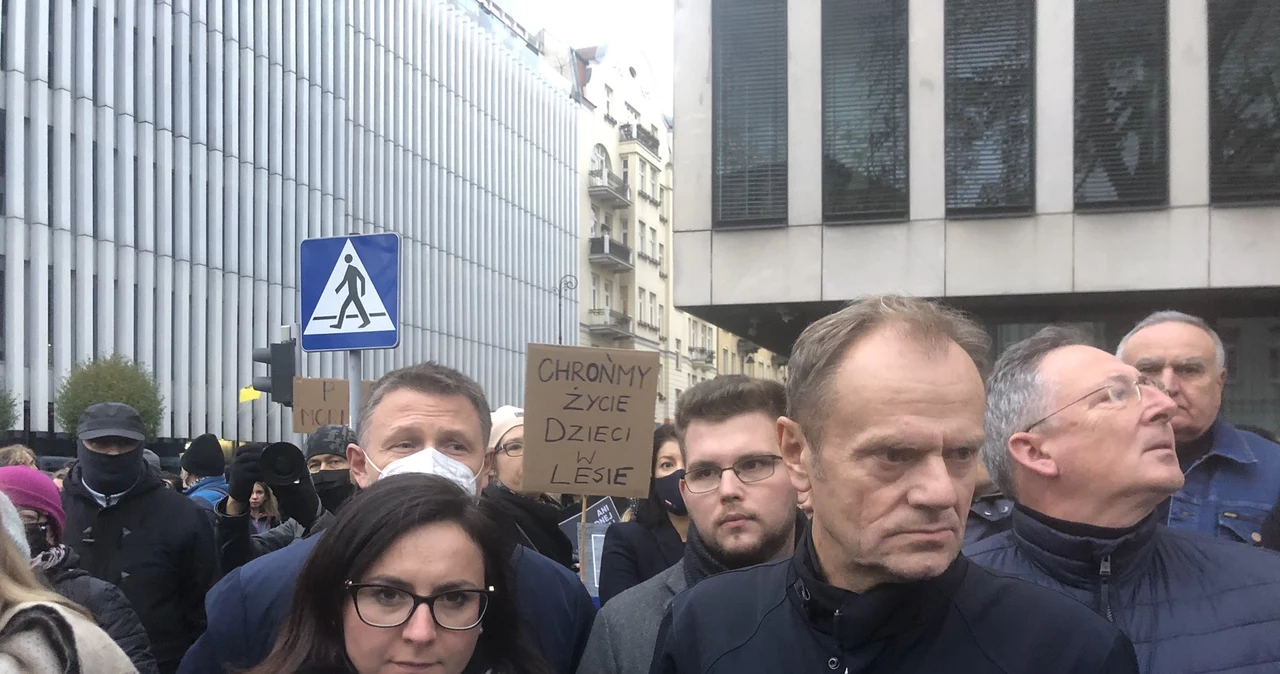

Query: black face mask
[312,469,355,514]
[653,470,688,517]
[77,441,145,496]
[25,524,50,558]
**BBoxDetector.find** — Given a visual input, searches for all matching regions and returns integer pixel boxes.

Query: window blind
[712,0,788,227]
[822,0,909,222]
[944,0,1035,216]
[1209,0,1280,203]
[1074,0,1168,209]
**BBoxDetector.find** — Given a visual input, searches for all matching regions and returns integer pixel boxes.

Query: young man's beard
[706,517,796,570]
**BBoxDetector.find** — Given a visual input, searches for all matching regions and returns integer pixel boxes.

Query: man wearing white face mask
[180,362,598,674]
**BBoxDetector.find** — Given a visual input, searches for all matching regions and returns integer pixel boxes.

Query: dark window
[944,0,1035,216]
[711,0,787,227]
[822,0,909,222]
[1209,1,1280,204]
[1074,0,1168,210]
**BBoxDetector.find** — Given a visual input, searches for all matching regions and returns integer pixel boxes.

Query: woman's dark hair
[634,424,681,528]
[246,474,552,674]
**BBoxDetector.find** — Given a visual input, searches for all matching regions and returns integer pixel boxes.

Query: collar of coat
[1008,504,1159,589]
[788,524,968,649]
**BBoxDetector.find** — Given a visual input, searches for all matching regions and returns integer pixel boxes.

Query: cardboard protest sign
[291,377,375,433]
[522,344,660,498]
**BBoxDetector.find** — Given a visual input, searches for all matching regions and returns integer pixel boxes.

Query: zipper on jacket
[1098,554,1114,623]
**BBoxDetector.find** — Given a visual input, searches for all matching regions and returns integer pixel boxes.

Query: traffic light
[252,339,297,407]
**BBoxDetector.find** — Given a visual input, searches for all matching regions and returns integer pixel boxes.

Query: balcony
[588,236,634,272]
[589,169,632,208]
[619,123,661,157]
[690,347,716,369]
[586,308,634,340]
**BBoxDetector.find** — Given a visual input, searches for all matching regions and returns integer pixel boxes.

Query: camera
[260,441,310,486]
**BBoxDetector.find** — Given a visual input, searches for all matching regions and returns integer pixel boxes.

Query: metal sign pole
[349,350,363,433]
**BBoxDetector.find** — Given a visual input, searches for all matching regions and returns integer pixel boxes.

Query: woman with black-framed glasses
[245,473,553,674]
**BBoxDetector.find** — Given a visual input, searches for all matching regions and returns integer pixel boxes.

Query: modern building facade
[0,0,579,444]
[674,0,1280,429]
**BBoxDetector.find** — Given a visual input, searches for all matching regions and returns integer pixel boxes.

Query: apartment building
[674,0,1280,429]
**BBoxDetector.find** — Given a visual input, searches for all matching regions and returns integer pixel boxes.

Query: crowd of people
[0,296,1277,673]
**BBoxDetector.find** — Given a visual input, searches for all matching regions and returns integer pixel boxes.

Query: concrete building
[0,0,578,445]
[674,0,1280,429]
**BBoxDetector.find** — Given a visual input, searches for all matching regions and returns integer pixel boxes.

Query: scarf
[481,482,576,569]
[31,544,70,574]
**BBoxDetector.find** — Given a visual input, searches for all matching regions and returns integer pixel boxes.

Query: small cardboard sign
[291,377,376,434]
[522,344,660,498]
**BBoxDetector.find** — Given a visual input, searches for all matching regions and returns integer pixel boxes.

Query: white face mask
[363,447,480,496]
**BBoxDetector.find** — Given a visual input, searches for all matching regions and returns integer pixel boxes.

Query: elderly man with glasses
[968,326,1280,674]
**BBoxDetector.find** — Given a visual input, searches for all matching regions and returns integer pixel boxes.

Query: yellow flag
[238,387,263,403]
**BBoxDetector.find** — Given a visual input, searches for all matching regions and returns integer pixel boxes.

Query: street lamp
[557,274,578,345]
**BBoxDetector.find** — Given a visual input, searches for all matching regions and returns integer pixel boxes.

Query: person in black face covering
[212,426,357,574]
[61,403,218,674]
[596,424,689,605]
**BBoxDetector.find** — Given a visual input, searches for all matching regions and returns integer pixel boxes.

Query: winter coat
[0,601,135,674]
[597,519,684,605]
[483,483,577,570]
[966,506,1280,673]
[62,462,218,669]
[44,546,159,674]
[578,560,685,674]
[650,528,1138,674]
[214,496,334,574]
[178,534,597,674]
[183,475,229,511]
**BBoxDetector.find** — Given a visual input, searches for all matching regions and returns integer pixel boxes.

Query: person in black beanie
[180,434,229,511]
[61,403,217,674]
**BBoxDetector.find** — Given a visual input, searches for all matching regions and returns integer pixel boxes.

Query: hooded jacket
[650,527,1138,674]
[43,545,160,674]
[966,506,1280,673]
[61,461,218,668]
[183,475,230,511]
[0,601,135,674]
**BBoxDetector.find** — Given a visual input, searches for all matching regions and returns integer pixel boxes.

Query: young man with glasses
[1116,310,1280,545]
[577,376,802,674]
[970,326,1280,673]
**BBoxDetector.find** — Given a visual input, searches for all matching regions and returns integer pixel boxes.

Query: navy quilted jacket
[966,507,1280,674]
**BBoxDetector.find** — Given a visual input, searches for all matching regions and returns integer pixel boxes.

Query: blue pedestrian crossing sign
[300,233,401,352]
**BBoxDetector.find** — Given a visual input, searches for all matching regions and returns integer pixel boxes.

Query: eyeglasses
[682,455,783,494]
[1023,375,1167,432]
[497,441,523,457]
[345,582,492,630]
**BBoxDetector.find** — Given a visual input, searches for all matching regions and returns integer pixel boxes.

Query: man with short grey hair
[1117,310,1280,545]
[969,325,1280,673]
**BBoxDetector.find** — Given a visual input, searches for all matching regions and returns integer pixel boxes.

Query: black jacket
[598,519,684,605]
[483,483,576,570]
[62,462,218,667]
[44,546,160,674]
[966,506,1280,673]
[650,528,1138,674]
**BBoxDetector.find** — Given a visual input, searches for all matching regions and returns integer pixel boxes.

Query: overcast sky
[499,0,675,112]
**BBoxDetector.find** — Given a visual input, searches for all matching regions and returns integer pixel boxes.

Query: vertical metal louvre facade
[0,0,579,442]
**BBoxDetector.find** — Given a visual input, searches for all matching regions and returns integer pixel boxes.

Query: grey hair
[983,325,1093,499]
[1116,310,1227,372]
[356,362,492,450]
[787,294,992,454]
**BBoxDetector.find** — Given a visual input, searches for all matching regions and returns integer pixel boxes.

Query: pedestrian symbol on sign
[303,239,395,337]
